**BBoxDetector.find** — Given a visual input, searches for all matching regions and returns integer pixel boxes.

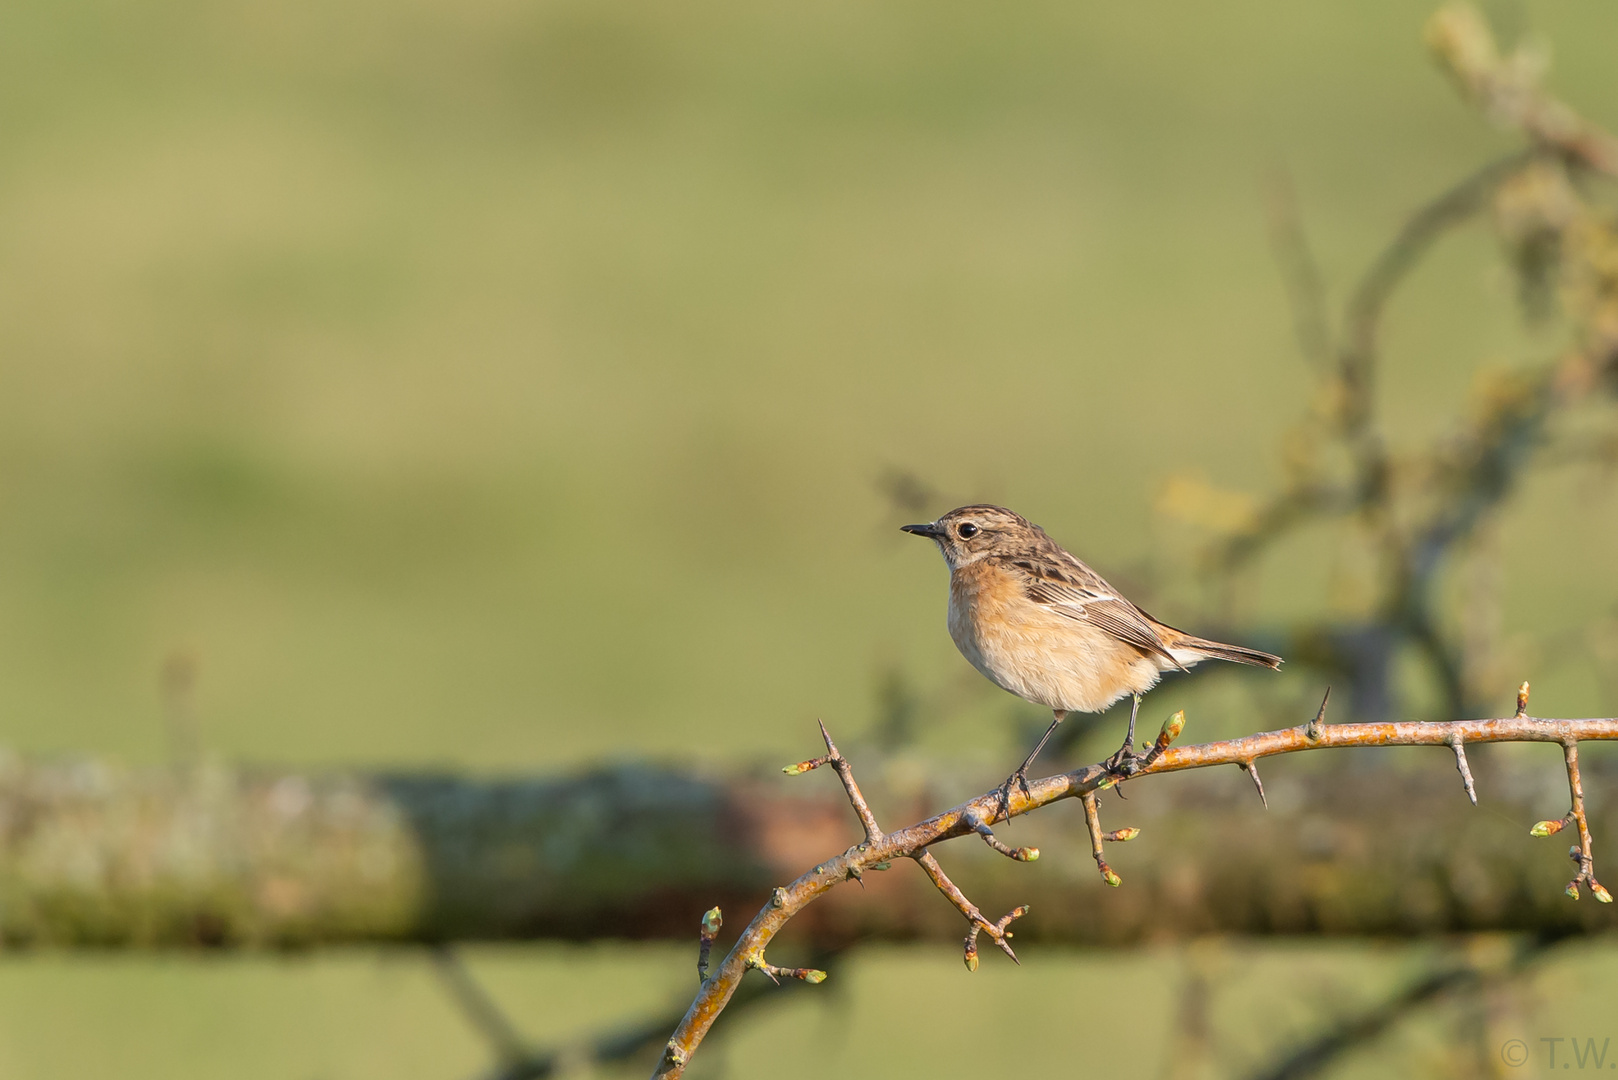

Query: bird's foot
[1104,741,1142,780]
[1104,693,1144,780]
[994,766,1034,823]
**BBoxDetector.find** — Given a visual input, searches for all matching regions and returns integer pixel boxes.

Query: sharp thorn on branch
[1449,735,1478,806]
[817,719,839,758]
[1306,686,1331,740]
[1239,760,1269,808]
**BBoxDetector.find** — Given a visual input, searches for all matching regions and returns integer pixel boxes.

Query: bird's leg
[1105,695,1143,777]
[996,710,1064,821]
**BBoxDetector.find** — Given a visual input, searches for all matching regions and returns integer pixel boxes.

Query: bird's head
[901,504,1040,570]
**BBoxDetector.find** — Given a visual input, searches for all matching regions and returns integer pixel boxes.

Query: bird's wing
[1013,558,1184,669]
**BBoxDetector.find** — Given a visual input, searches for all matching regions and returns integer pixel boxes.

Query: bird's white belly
[947,588,1166,713]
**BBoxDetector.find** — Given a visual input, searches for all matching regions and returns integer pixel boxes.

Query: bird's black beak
[901,522,945,538]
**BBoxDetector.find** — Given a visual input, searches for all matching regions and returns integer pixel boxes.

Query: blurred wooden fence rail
[0,748,1612,948]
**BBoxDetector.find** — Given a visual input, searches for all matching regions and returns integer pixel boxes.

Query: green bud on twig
[1156,710,1186,749]
[1530,819,1566,837]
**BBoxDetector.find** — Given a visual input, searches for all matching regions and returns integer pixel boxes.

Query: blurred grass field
[1,941,1616,1078]
[3,0,1617,771]
[1,0,1617,1075]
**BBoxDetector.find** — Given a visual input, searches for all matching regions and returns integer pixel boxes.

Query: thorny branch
[655,691,1618,1078]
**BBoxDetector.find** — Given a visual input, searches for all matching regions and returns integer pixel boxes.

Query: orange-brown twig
[783,720,881,843]
[695,907,722,984]
[1531,741,1614,902]
[913,850,1025,969]
[652,705,1618,1079]
[961,808,1038,862]
[1080,790,1140,888]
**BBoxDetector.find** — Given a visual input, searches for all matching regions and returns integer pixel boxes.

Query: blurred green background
[2,0,1616,1075]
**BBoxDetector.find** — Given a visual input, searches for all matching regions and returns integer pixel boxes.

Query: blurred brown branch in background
[1246,932,1561,1080]
[430,942,843,1080]
[5,710,1616,954]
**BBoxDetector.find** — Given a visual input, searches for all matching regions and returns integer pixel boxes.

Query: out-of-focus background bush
[1,0,1615,1076]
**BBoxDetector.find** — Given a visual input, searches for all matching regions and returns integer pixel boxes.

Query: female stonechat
[903,504,1281,804]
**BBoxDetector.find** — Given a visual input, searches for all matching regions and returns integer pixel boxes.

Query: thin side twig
[1081,791,1139,888]
[961,808,1038,862]
[913,850,1026,970]
[1531,741,1614,902]
[783,720,882,843]
[696,907,721,984]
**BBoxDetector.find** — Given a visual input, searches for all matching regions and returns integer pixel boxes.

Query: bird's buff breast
[947,564,1161,713]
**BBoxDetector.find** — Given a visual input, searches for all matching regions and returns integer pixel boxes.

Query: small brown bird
[902,504,1281,800]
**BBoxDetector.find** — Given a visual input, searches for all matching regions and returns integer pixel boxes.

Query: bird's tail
[1174,633,1283,671]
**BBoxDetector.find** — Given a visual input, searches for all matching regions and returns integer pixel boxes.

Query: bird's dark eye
[956,523,979,539]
